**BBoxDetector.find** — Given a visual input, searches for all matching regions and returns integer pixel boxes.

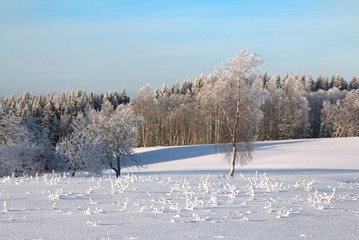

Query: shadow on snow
[135,140,306,166]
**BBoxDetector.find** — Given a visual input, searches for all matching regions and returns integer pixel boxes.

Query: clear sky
[1,0,358,97]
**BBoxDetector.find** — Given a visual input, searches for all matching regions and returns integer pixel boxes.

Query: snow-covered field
[1,138,358,240]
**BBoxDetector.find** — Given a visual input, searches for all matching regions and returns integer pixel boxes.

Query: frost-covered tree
[321,90,359,137]
[315,74,330,91]
[258,76,282,140]
[56,130,108,176]
[198,49,265,176]
[192,74,206,93]
[0,105,55,176]
[261,72,271,89]
[303,74,316,92]
[259,74,310,140]
[320,100,339,137]
[0,141,46,177]
[72,106,142,177]
[279,74,310,138]
[171,81,181,95]
[341,90,359,136]
[97,105,142,177]
[181,80,193,95]
[305,88,346,138]
[0,109,28,146]
[24,117,57,171]
[161,83,171,97]
[330,73,347,90]
[42,92,61,143]
[131,84,157,147]
[348,77,359,91]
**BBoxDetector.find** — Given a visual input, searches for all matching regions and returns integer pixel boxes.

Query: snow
[1,137,358,240]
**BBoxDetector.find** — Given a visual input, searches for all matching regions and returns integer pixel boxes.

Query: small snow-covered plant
[307,187,336,209]
[226,183,240,202]
[167,200,181,213]
[209,190,220,206]
[293,180,315,191]
[48,188,64,201]
[113,178,129,193]
[47,174,64,185]
[276,207,292,218]
[181,178,195,196]
[185,194,196,210]
[123,173,138,184]
[245,185,255,201]
[120,198,129,212]
[110,178,115,194]
[323,187,336,203]
[192,213,207,221]
[308,189,320,207]
[86,220,102,226]
[3,201,7,212]
[199,175,211,194]
[264,202,273,213]
[94,207,105,214]
[84,207,91,215]
[1,176,12,183]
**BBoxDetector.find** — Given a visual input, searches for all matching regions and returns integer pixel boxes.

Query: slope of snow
[0,138,358,240]
[134,137,359,173]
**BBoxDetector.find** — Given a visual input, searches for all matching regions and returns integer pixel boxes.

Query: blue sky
[1,0,358,97]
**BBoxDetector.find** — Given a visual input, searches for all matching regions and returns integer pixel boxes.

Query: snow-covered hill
[1,138,358,240]
[133,137,359,174]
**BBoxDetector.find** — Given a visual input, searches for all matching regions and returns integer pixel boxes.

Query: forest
[1,51,359,177]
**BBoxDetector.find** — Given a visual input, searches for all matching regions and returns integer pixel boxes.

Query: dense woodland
[133,73,359,146]
[1,68,359,177]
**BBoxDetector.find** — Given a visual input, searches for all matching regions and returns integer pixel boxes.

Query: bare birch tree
[198,49,265,176]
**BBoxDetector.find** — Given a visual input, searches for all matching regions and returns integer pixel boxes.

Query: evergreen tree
[348,77,359,90]
[330,73,347,90]
[315,74,330,91]
[303,74,316,92]
[181,80,193,95]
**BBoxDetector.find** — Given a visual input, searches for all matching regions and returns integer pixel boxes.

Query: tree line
[0,89,141,177]
[132,73,359,147]
[1,50,358,177]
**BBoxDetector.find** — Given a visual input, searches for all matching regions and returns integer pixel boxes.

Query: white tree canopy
[198,49,265,176]
[69,105,142,177]
[56,130,108,176]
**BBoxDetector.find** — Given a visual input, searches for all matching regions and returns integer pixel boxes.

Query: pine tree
[316,74,330,91]
[330,73,347,90]
[348,77,359,91]
[304,74,316,92]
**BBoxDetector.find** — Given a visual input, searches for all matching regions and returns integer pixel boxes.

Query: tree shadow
[253,139,308,151]
[134,140,307,167]
[134,144,217,166]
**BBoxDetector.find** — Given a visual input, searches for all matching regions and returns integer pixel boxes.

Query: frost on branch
[56,130,107,176]
[0,107,28,146]
[198,49,265,176]
[59,105,143,177]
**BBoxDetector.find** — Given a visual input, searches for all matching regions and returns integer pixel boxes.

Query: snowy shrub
[56,131,108,176]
